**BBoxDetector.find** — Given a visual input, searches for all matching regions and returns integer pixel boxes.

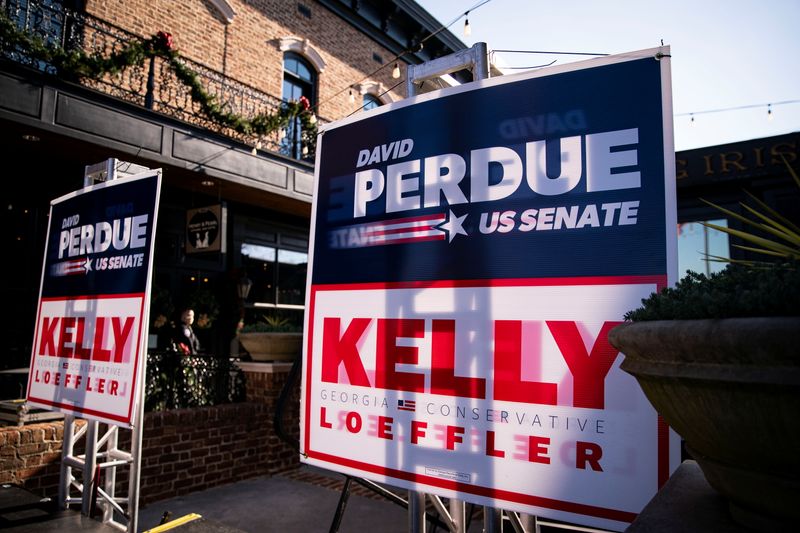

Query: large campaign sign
[301,48,679,530]
[27,171,162,428]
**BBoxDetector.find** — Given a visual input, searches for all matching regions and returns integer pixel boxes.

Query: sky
[416,0,800,151]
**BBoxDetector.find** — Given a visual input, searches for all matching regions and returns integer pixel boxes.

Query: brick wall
[0,421,71,492]
[0,366,300,506]
[85,0,407,122]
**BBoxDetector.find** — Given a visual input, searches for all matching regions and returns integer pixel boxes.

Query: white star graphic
[84,258,93,273]
[437,209,468,243]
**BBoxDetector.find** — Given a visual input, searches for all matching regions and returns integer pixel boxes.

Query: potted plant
[237,313,303,362]
[608,162,800,530]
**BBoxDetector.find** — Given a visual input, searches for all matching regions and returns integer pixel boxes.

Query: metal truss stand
[406,41,488,97]
[59,409,144,532]
[402,40,609,533]
[404,42,490,533]
[55,158,151,532]
[320,39,615,533]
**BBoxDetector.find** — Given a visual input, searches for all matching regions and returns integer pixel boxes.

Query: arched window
[362,93,382,111]
[282,52,316,159]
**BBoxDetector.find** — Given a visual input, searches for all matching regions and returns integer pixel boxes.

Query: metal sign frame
[302,44,678,532]
[48,159,157,532]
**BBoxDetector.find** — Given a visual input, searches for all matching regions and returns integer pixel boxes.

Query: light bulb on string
[392,63,400,79]
[464,18,471,37]
[689,114,695,127]
[767,104,774,121]
[349,89,355,104]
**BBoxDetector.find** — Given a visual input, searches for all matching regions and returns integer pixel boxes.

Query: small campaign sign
[27,170,162,428]
[301,48,679,530]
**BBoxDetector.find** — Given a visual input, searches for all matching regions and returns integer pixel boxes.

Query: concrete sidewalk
[137,465,422,533]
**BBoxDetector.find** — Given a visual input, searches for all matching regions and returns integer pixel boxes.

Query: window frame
[362,93,382,111]
[281,51,317,159]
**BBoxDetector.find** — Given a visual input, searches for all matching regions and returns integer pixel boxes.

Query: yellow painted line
[143,513,202,533]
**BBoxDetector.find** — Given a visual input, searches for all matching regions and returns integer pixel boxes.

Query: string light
[464,13,471,36]
[348,89,355,103]
[689,114,695,127]
[676,99,799,121]
[392,62,400,79]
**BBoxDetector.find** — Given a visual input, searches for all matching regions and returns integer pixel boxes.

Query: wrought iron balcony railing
[0,0,318,161]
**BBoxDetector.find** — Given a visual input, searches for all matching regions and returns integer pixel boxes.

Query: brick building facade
[84,0,410,121]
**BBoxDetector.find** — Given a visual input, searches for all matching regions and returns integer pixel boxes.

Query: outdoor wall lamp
[237,273,253,301]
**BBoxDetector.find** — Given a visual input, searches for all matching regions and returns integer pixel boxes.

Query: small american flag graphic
[397,399,416,412]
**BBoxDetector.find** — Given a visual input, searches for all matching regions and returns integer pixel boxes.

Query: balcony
[0,0,319,162]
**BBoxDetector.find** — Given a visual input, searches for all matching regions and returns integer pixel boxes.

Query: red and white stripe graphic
[329,213,446,248]
[50,258,88,276]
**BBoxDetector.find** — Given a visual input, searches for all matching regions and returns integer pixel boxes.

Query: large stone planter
[238,332,302,362]
[608,318,800,531]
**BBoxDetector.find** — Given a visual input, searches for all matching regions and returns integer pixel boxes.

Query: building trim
[316,0,466,65]
[208,0,235,23]
[278,37,327,73]
[356,81,392,103]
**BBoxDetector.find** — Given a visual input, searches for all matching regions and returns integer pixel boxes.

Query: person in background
[175,308,202,354]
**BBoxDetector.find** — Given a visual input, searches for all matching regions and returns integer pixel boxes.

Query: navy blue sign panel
[313,57,667,284]
[43,173,160,298]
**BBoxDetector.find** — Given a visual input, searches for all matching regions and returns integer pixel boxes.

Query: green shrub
[625,263,800,321]
[626,156,800,321]
[240,312,302,333]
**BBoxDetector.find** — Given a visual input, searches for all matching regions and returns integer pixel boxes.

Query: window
[240,243,308,307]
[677,219,729,276]
[282,52,316,159]
[362,93,382,111]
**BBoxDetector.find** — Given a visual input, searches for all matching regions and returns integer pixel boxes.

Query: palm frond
[701,222,799,258]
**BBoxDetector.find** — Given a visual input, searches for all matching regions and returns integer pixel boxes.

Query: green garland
[0,13,317,145]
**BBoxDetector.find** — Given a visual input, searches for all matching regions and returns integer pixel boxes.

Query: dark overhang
[316,0,467,66]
